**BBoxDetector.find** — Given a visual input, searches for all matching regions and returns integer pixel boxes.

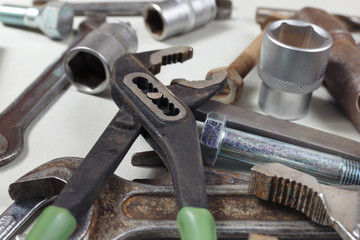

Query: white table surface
[1,0,360,231]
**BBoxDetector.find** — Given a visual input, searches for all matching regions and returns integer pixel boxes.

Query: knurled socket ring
[258,19,332,120]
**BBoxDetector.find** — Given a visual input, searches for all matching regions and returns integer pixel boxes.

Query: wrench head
[206,67,244,104]
[9,157,81,202]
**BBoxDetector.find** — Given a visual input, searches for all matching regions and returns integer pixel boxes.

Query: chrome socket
[144,0,216,40]
[258,19,332,120]
[64,21,137,94]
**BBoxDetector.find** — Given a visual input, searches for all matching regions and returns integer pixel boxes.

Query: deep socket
[64,21,137,94]
[144,0,216,40]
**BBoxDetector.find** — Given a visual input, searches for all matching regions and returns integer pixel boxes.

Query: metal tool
[258,19,332,120]
[248,234,278,240]
[214,0,232,20]
[144,0,216,40]
[0,16,105,167]
[5,157,338,239]
[0,157,90,240]
[32,0,161,16]
[64,21,137,94]
[27,46,227,240]
[249,163,360,240]
[256,7,360,32]
[135,100,360,171]
[206,31,263,104]
[193,100,360,162]
[0,2,73,40]
[291,7,360,131]
[32,0,232,20]
[200,112,360,185]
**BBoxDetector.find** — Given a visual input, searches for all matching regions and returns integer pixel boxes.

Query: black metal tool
[26,46,227,240]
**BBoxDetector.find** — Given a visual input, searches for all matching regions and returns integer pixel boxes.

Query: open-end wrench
[0,157,89,240]
[0,16,105,167]
[8,157,338,239]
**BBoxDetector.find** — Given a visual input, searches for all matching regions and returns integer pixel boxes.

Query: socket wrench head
[144,0,216,40]
[64,21,137,94]
[258,19,332,120]
[38,1,74,40]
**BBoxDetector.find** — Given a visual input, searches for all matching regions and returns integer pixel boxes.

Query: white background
[0,0,360,225]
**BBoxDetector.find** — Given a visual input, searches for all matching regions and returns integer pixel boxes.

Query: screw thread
[340,159,360,185]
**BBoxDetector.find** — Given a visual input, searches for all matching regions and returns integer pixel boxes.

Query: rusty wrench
[0,16,105,167]
[4,157,337,239]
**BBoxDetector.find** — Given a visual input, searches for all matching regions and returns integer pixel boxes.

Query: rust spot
[122,194,306,221]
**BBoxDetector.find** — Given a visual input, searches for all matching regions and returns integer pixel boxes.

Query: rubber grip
[26,206,77,240]
[176,207,217,240]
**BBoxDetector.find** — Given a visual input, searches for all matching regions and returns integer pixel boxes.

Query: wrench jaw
[130,46,193,75]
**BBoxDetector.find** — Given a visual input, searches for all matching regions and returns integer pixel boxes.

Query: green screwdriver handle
[177,207,217,240]
[26,206,77,240]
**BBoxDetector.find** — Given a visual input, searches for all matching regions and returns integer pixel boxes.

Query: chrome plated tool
[0,16,105,167]
[64,21,137,94]
[249,163,360,240]
[0,2,73,40]
[144,0,217,40]
[200,112,360,185]
[258,19,332,120]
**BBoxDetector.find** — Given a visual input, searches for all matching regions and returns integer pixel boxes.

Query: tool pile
[0,1,360,240]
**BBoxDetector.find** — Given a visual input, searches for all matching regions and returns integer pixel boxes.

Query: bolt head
[39,1,74,40]
[200,112,227,166]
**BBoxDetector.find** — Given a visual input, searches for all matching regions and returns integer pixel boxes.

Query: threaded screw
[200,112,360,185]
[0,2,73,40]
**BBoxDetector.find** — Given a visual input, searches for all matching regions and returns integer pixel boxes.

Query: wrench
[0,16,105,167]
[2,157,338,239]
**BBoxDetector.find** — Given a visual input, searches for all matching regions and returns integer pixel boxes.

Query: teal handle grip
[176,207,217,240]
[26,206,77,240]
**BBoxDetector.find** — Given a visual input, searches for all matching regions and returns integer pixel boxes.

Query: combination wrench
[0,16,105,167]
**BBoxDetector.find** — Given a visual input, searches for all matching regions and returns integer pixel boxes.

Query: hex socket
[64,22,137,94]
[144,0,216,40]
[258,19,332,120]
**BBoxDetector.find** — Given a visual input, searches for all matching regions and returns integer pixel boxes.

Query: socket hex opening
[269,21,331,50]
[67,51,107,92]
[144,5,165,39]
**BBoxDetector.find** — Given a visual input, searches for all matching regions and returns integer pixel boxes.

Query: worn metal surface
[291,7,360,132]
[11,157,339,239]
[214,0,232,20]
[0,16,105,167]
[45,46,226,228]
[249,163,360,240]
[1,157,89,240]
[0,198,54,240]
[193,100,360,162]
[256,7,360,32]
[206,31,263,104]
[111,46,226,210]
